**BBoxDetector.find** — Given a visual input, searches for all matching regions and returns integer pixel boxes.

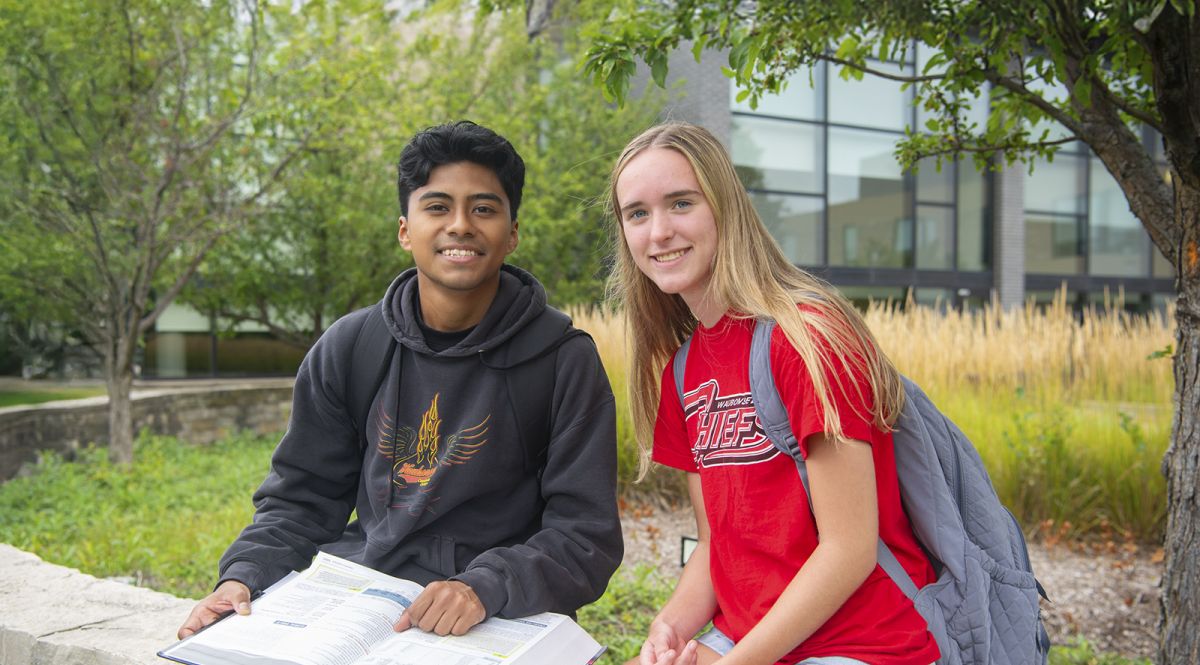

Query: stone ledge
[0,544,193,665]
[0,381,295,481]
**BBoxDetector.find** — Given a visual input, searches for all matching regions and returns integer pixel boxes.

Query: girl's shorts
[694,625,869,665]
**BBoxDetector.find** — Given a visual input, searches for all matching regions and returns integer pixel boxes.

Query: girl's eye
[672,200,692,210]
[626,210,648,222]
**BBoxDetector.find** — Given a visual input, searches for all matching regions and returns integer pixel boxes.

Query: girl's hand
[639,619,696,665]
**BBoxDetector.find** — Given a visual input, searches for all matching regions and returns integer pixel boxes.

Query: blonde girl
[609,123,939,665]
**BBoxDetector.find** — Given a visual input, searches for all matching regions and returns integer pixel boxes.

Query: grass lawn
[0,432,1151,664]
[0,387,107,408]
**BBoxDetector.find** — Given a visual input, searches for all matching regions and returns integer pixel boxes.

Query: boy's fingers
[393,611,413,632]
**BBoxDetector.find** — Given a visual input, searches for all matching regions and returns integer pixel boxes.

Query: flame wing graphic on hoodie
[376,393,489,491]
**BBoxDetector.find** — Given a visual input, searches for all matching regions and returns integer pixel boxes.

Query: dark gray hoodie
[218,265,622,618]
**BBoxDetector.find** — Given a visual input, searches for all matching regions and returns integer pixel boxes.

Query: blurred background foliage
[176,0,663,347]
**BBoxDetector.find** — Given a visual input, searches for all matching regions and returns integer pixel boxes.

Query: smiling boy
[178,121,622,639]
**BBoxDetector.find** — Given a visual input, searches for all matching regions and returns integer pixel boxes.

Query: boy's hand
[393,580,485,636]
[177,580,252,640]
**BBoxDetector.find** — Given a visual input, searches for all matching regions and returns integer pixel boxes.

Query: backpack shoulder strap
[672,335,693,408]
[748,318,918,599]
[496,307,587,473]
[346,303,397,452]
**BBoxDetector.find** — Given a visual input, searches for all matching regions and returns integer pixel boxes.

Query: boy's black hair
[397,120,525,221]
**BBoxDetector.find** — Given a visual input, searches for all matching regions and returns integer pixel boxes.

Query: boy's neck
[414,273,500,332]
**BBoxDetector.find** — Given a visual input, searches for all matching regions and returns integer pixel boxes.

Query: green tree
[184,1,661,346]
[180,4,407,348]
[583,1,1198,661]
[0,0,384,462]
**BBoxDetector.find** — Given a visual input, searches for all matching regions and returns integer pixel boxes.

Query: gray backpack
[673,319,1051,665]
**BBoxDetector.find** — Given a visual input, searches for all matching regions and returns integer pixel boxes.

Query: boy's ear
[397,216,411,250]
[506,220,519,255]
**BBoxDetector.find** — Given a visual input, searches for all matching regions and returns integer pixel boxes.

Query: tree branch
[985,71,1085,136]
[915,135,1078,161]
[819,54,946,83]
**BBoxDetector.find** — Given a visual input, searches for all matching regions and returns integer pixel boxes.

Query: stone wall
[0,544,192,665]
[0,380,293,481]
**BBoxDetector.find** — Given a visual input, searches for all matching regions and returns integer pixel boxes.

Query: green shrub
[578,566,674,663]
[1050,637,1152,665]
[0,431,274,598]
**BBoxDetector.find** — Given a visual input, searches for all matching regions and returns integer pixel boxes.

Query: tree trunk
[104,337,136,465]
[1159,183,1200,665]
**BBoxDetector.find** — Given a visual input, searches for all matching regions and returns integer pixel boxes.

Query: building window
[915,205,954,270]
[749,191,823,265]
[729,54,990,280]
[827,58,913,131]
[1025,150,1085,275]
[1025,153,1085,215]
[827,127,909,268]
[957,163,990,271]
[732,63,824,121]
[1026,214,1084,275]
[1153,246,1174,278]
[731,115,824,193]
[1089,158,1149,277]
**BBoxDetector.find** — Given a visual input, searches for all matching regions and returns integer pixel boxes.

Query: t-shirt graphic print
[685,380,778,468]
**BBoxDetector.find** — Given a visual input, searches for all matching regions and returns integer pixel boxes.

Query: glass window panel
[749,191,823,266]
[915,157,954,204]
[961,86,991,132]
[839,286,908,311]
[145,332,191,378]
[914,288,954,311]
[1148,127,1166,162]
[957,163,990,271]
[1025,154,1085,214]
[916,205,954,270]
[827,128,910,268]
[1027,289,1081,311]
[731,63,823,121]
[915,89,991,136]
[828,59,912,131]
[1153,245,1173,278]
[1026,214,1084,274]
[1086,290,1152,315]
[916,44,989,133]
[916,42,943,75]
[1025,77,1073,143]
[144,332,211,378]
[731,116,823,193]
[1089,159,1149,277]
[959,294,990,311]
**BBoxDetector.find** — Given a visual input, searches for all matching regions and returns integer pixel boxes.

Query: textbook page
[161,552,424,665]
[159,552,604,665]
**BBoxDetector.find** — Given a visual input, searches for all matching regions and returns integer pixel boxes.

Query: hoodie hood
[382,264,548,359]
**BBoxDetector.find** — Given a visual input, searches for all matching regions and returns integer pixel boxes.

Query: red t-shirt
[652,314,940,665]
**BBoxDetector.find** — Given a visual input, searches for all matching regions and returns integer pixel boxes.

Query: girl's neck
[684,292,727,329]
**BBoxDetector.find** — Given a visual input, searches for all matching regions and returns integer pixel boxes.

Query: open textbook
[159,552,605,665]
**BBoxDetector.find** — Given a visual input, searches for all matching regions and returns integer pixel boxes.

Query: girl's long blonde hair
[607,123,905,478]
